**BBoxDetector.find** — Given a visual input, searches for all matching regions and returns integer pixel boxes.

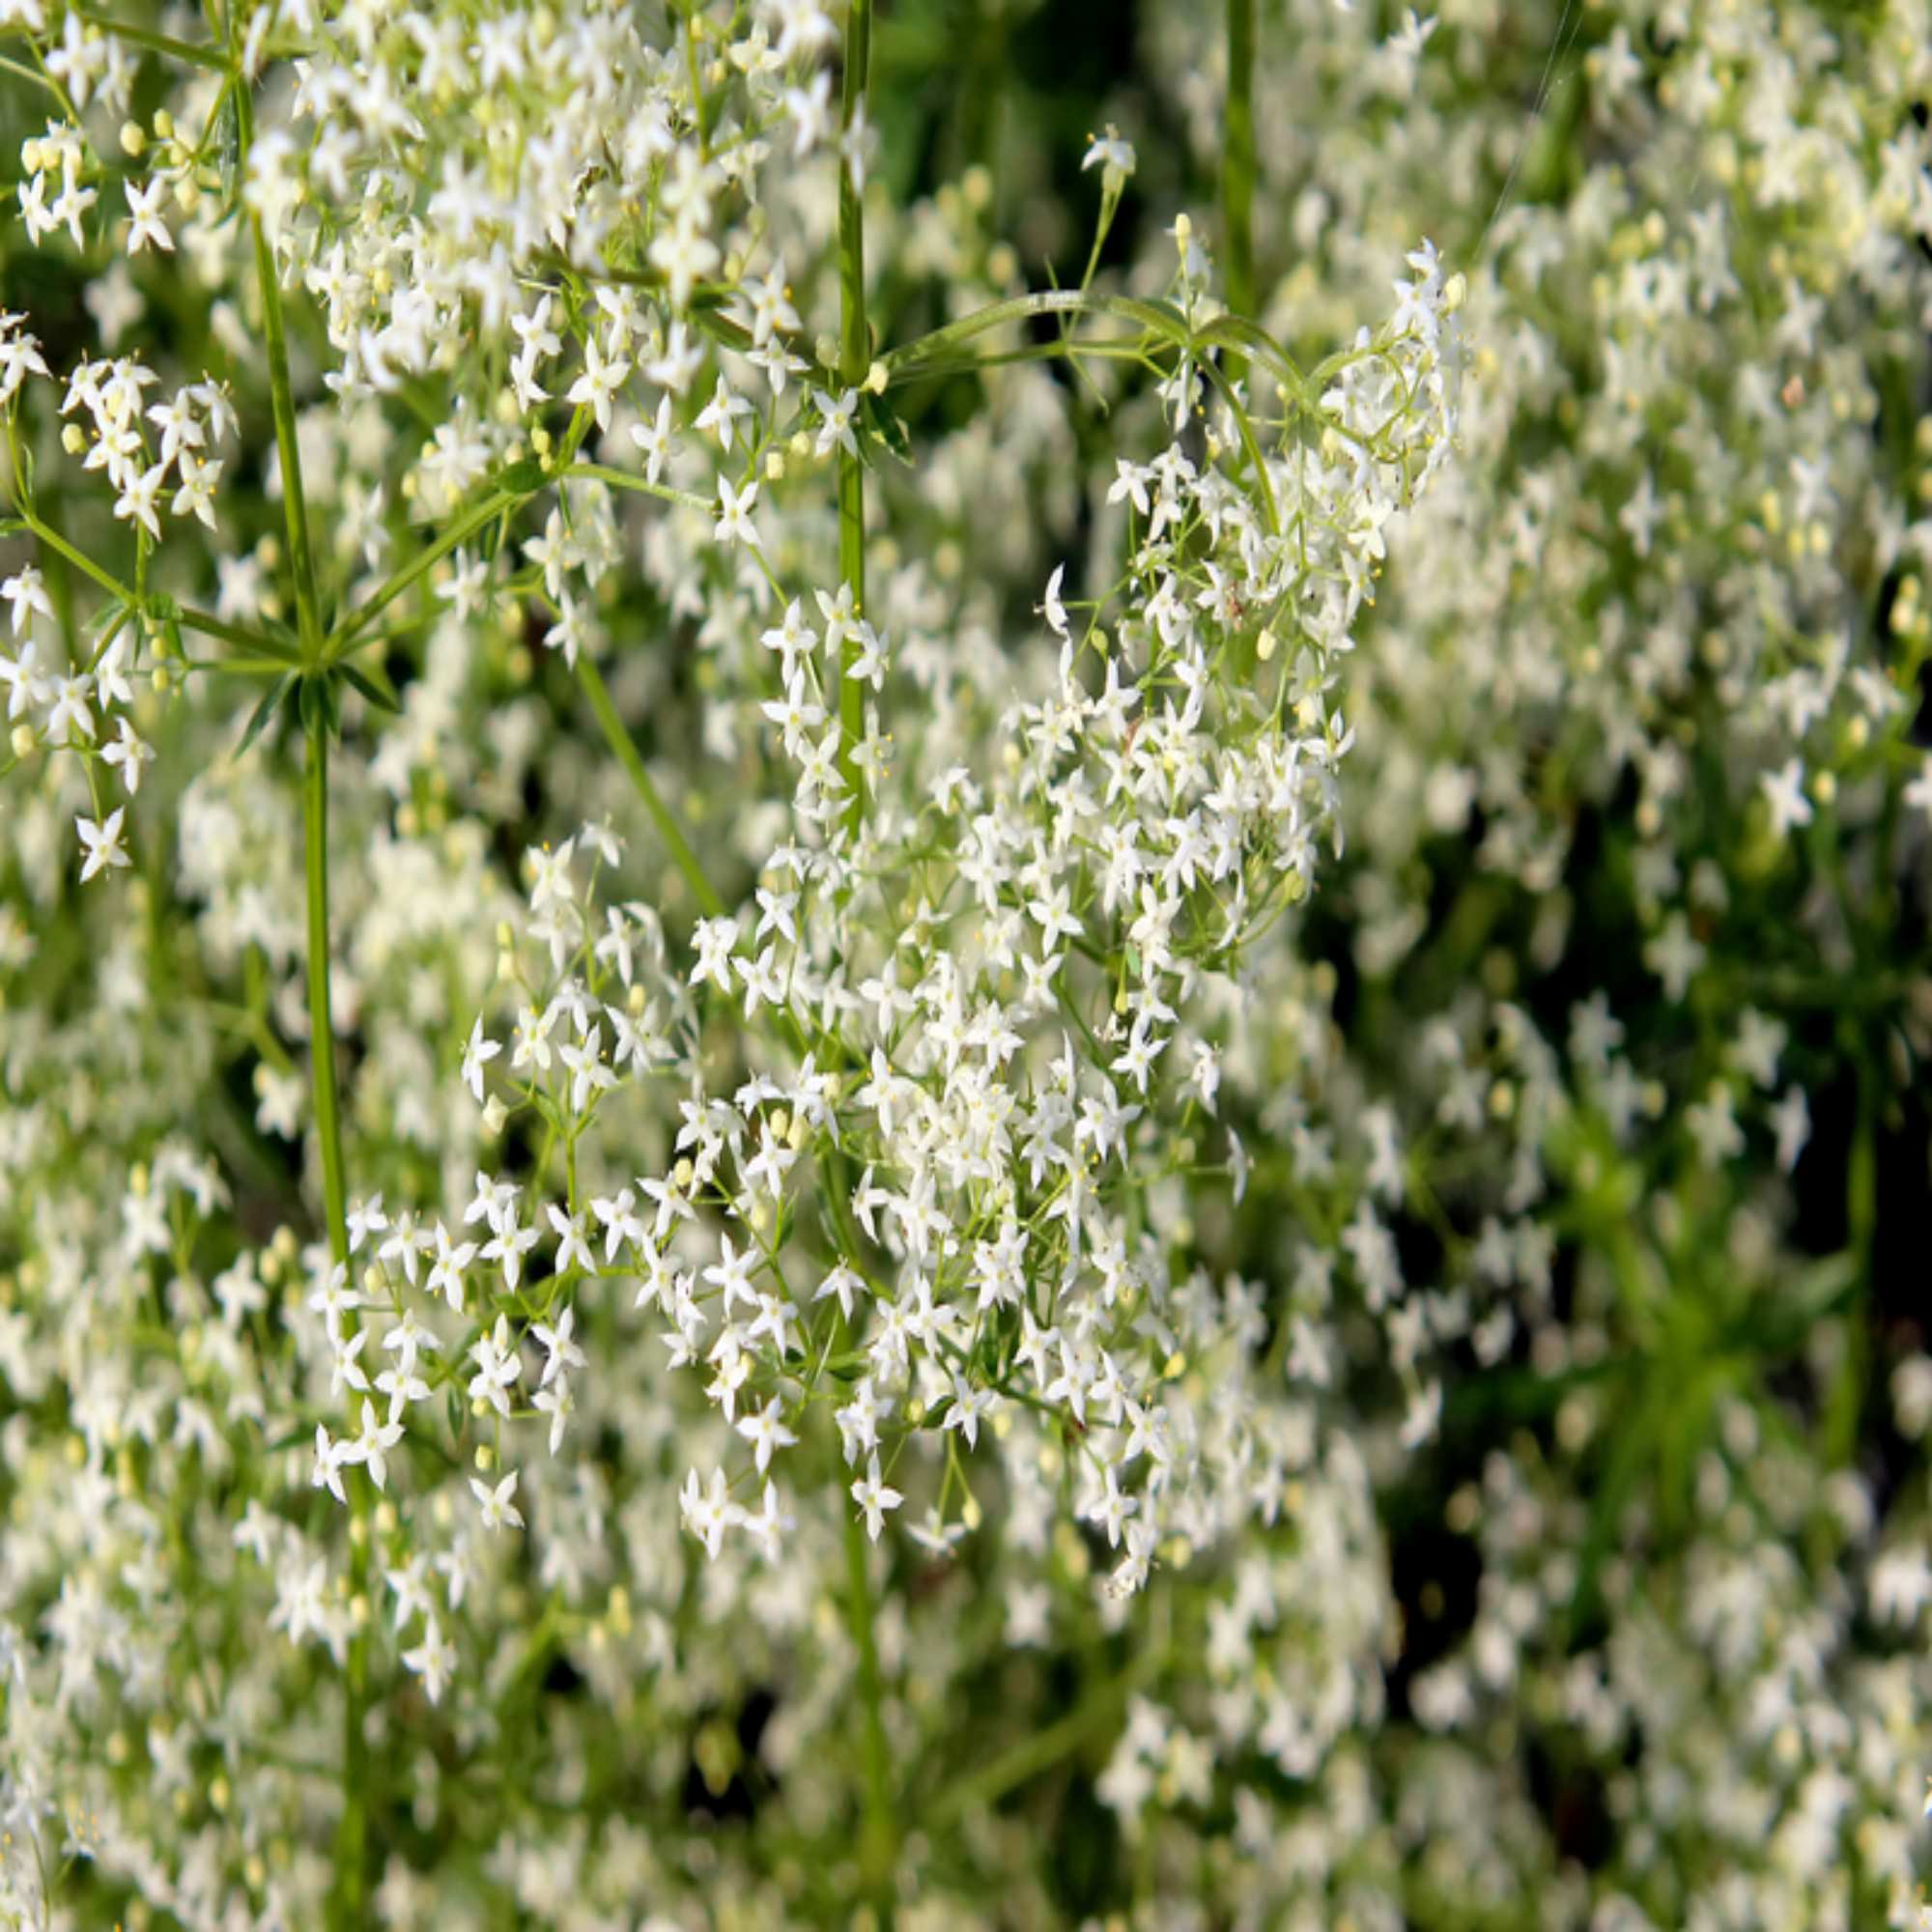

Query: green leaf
[860,393,912,467]
[1731,1249,1861,1355]
[338,660,402,715]
[498,458,549,497]
[215,85,241,213]
[297,669,341,739]
[234,671,295,761]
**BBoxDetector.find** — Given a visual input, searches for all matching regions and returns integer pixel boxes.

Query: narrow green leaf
[860,393,912,466]
[234,671,294,761]
[338,661,402,715]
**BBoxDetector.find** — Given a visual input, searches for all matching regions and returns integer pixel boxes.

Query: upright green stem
[834,9,892,1911]
[256,228,325,659]
[836,0,871,838]
[242,57,369,1913]
[842,1346,896,1926]
[576,653,724,920]
[1222,0,1256,338]
[234,80,324,662]
[303,719,350,1262]
[15,502,131,604]
[305,711,370,1931]
[327,487,518,658]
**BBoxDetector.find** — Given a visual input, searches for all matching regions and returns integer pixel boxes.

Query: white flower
[124,178,174,254]
[469,1468,524,1533]
[850,1454,902,1543]
[1081,125,1136,185]
[1760,758,1814,839]
[401,1617,457,1703]
[75,807,131,881]
[0,565,53,637]
[714,475,762,551]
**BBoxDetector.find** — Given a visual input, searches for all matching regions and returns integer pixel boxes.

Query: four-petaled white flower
[76,807,130,881]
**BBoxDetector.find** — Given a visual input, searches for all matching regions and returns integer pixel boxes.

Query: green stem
[244,46,370,1903]
[836,0,871,838]
[328,488,515,657]
[236,85,324,663]
[882,290,1304,404]
[835,8,892,1911]
[304,710,370,1932]
[0,51,65,99]
[683,2,707,159]
[71,7,233,70]
[843,1392,896,1923]
[257,234,323,659]
[560,462,709,513]
[173,603,299,661]
[927,1645,1165,1829]
[1222,0,1256,329]
[15,502,132,605]
[302,717,350,1267]
[575,653,724,921]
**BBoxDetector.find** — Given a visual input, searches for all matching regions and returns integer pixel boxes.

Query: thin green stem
[244,48,370,1907]
[836,0,871,838]
[328,466,705,665]
[1222,0,1256,330]
[576,653,724,920]
[327,488,514,656]
[927,1645,1167,1829]
[841,1343,896,1925]
[836,4,892,1914]
[303,723,350,1256]
[883,289,1304,404]
[71,7,233,70]
[0,51,65,99]
[15,502,132,605]
[683,2,707,159]
[560,462,709,513]
[257,238,323,659]
[236,85,324,664]
[173,603,300,661]
[17,36,80,122]
[304,710,370,1932]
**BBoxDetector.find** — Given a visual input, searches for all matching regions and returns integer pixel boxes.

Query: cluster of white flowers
[1,0,1930,1923]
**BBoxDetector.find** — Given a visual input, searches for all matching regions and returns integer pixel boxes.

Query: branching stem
[576,653,724,920]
